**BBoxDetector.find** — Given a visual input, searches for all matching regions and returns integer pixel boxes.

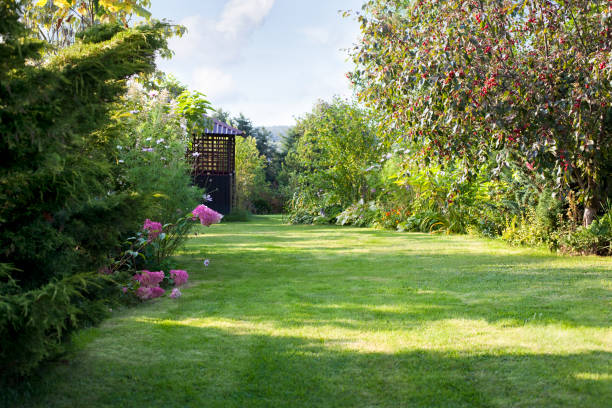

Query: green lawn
[13,216,612,407]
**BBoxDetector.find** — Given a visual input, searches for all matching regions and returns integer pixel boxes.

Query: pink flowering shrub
[133,270,165,287]
[143,218,163,241]
[121,207,218,302]
[149,286,166,298]
[129,269,191,300]
[192,204,223,226]
[135,286,166,300]
[170,269,189,286]
[132,270,166,300]
[135,286,152,300]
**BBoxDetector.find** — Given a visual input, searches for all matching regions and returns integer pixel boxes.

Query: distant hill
[265,125,291,147]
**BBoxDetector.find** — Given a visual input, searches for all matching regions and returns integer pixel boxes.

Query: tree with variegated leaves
[350,0,612,225]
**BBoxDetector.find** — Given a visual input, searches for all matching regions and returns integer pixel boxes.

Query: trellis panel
[190,134,235,176]
[188,118,242,214]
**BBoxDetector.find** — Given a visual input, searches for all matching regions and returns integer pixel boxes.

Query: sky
[150,0,363,127]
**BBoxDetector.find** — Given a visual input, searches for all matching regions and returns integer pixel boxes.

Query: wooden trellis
[191,134,235,176]
[188,119,243,215]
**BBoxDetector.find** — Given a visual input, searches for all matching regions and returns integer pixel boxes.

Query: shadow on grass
[15,323,612,408]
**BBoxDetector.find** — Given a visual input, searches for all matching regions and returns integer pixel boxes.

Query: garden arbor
[189,118,244,214]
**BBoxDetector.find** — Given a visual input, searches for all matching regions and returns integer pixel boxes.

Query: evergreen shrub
[0,3,169,380]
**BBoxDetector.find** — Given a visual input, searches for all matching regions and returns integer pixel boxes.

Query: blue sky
[150,0,363,127]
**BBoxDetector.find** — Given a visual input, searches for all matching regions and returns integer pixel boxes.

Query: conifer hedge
[0,1,169,380]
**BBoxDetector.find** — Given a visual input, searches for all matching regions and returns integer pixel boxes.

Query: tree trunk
[583,205,597,227]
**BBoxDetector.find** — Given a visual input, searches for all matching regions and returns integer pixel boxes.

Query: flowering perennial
[126,209,218,301]
[192,204,223,226]
[143,218,163,240]
[133,270,165,287]
[136,286,165,300]
[132,270,166,300]
[170,288,182,299]
[170,269,189,286]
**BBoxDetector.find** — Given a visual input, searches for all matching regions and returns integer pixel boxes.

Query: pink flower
[121,287,128,294]
[133,270,167,300]
[133,270,165,287]
[191,205,223,226]
[149,286,165,299]
[170,288,182,299]
[170,270,189,286]
[135,285,165,300]
[143,219,163,240]
[135,286,152,300]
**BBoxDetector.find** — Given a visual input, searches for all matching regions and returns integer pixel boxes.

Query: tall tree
[213,108,232,125]
[285,98,379,208]
[252,126,274,159]
[232,113,255,138]
[350,0,612,225]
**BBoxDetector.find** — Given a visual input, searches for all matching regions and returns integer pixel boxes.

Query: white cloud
[165,15,204,57]
[159,1,277,105]
[192,67,236,101]
[167,0,276,66]
[154,0,360,126]
[216,0,275,39]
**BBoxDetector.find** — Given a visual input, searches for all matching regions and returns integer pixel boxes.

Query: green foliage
[502,190,565,249]
[174,90,212,134]
[351,0,612,225]
[135,215,196,271]
[76,21,124,43]
[0,4,169,379]
[397,210,450,234]
[235,136,269,212]
[336,200,378,227]
[560,205,612,255]
[375,150,514,235]
[23,0,154,48]
[117,83,203,224]
[0,272,114,379]
[284,98,379,222]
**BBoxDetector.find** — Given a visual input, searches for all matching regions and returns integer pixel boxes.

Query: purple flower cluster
[143,218,163,241]
[170,269,189,286]
[192,204,223,227]
[170,288,182,299]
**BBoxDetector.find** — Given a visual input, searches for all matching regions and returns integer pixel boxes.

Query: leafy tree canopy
[23,0,183,52]
[350,0,612,225]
